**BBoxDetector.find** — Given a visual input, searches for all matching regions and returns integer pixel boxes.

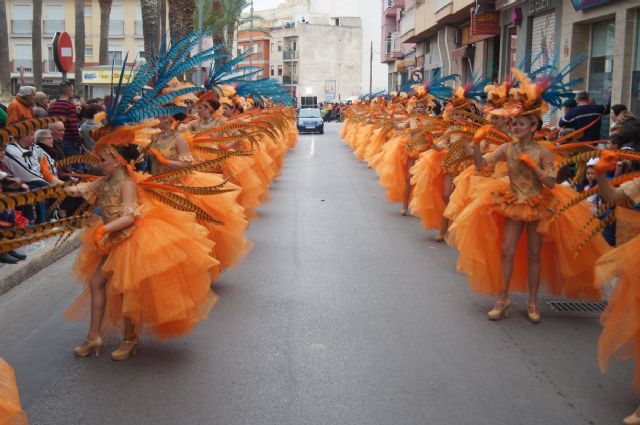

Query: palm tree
[158,0,166,45]
[98,0,113,64]
[202,0,252,64]
[32,0,43,89]
[75,0,85,94]
[168,0,195,43]
[140,0,159,60]
[0,0,10,98]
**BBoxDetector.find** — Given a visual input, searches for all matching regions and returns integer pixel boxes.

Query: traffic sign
[52,32,73,74]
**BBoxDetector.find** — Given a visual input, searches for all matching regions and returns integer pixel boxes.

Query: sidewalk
[0,234,80,296]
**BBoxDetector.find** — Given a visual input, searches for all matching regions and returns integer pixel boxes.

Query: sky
[246,0,387,91]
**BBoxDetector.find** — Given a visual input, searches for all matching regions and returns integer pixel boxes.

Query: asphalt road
[0,123,634,425]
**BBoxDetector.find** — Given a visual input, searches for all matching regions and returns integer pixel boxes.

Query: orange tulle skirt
[354,124,373,161]
[181,172,253,273]
[0,358,28,425]
[67,202,218,340]
[596,235,640,392]
[409,149,446,230]
[448,178,610,299]
[377,133,410,203]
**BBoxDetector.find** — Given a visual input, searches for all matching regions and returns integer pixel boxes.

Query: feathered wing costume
[447,67,610,300]
[62,36,239,340]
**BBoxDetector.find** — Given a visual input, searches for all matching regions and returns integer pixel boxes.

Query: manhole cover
[546,300,607,313]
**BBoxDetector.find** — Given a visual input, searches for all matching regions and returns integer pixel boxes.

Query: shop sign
[397,59,417,72]
[529,0,552,14]
[470,8,500,42]
[569,0,610,10]
[82,68,136,84]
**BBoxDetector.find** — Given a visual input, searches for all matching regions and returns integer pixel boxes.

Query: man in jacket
[6,86,36,126]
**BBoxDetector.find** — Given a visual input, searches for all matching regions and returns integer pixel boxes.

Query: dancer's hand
[150,148,170,166]
[518,154,538,170]
[94,225,108,251]
[473,125,494,144]
[594,150,619,174]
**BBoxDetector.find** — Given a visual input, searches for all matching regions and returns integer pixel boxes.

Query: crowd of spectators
[0,83,106,263]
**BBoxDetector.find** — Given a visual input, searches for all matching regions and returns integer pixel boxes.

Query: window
[11,4,32,35]
[85,46,94,57]
[631,11,640,114]
[425,39,431,54]
[334,18,340,26]
[278,41,283,52]
[108,50,123,65]
[588,19,615,136]
[84,3,92,16]
[270,66,275,76]
[277,65,283,76]
[271,42,275,52]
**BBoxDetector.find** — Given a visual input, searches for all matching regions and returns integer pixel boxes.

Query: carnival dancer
[448,69,610,322]
[0,358,28,424]
[577,150,640,424]
[148,114,253,276]
[409,78,483,237]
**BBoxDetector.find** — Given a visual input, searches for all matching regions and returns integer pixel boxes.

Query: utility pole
[249,0,254,69]
[369,40,373,97]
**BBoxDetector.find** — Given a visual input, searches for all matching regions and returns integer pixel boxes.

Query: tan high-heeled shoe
[623,410,640,424]
[73,336,103,358]
[487,300,511,320]
[111,337,139,361]
[527,304,541,324]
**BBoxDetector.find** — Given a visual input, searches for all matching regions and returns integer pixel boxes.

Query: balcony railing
[283,75,298,85]
[385,32,403,56]
[13,60,33,73]
[283,50,298,60]
[399,8,415,37]
[109,20,124,36]
[43,20,65,35]
[135,20,143,36]
[11,20,32,35]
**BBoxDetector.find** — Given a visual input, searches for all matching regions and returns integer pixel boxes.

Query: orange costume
[66,171,219,339]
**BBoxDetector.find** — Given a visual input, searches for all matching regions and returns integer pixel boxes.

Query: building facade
[252,1,363,106]
[237,30,271,79]
[385,0,640,116]
[6,0,145,96]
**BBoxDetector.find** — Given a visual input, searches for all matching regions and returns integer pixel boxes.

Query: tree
[168,0,195,43]
[75,0,85,94]
[32,0,43,89]
[201,0,253,65]
[0,0,10,98]
[140,0,159,60]
[98,0,112,64]
[158,0,166,46]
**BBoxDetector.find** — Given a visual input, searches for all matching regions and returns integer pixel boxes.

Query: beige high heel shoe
[527,304,541,324]
[111,336,139,361]
[487,300,512,321]
[623,409,640,424]
[73,336,103,358]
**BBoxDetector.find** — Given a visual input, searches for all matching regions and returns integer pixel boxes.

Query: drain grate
[546,300,608,313]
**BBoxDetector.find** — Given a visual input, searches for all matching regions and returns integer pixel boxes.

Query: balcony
[11,20,32,36]
[135,20,143,37]
[283,75,298,85]
[43,20,65,35]
[109,20,124,36]
[399,7,415,38]
[283,50,299,61]
[13,59,33,73]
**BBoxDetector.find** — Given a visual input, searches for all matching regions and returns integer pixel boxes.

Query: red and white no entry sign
[53,32,73,74]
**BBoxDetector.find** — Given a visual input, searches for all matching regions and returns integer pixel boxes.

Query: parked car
[297,108,324,134]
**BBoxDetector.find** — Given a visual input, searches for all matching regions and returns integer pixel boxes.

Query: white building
[251,0,364,106]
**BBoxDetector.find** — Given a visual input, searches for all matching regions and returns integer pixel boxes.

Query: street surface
[0,123,633,425]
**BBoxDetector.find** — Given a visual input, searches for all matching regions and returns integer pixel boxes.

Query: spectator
[79,104,102,152]
[559,91,610,142]
[6,86,36,126]
[71,96,83,115]
[0,144,29,263]
[562,99,577,115]
[2,133,63,223]
[48,81,83,169]
[610,104,638,136]
[33,92,50,118]
[36,128,65,163]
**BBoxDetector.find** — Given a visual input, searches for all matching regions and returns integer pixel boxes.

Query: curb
[0,234,81,296]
